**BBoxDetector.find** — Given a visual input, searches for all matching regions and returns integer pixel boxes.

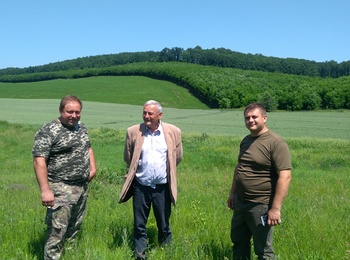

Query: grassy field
[0,76,208,109]
[1,98,349,140]
[1,122,349,259]
[1,76,350,259]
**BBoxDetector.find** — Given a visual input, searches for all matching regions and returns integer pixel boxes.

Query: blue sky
[1,0,349,69]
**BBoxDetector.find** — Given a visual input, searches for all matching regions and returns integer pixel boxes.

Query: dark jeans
[231,199,274,260]
[133,181,172,257]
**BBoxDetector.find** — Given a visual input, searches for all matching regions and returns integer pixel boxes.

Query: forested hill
[1,62,349,111]
[1,46,350,78]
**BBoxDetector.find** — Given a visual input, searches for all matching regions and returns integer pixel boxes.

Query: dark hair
[244,102,266,115]
[59,95,82,112]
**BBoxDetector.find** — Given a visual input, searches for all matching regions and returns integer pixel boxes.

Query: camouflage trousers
[44,182,88,260]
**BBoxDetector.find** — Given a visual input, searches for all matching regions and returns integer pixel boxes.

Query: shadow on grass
[108,223,232,258]
[201,240,232,259]
[108,222,159,251]
[28,229,46,260]
[29,224,232,258]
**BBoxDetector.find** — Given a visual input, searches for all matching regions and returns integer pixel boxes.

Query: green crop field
[0,76,208,109]
[1,98,350,140]
[0,76,350,259]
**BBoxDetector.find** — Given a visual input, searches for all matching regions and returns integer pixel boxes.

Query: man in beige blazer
[119,100,183,259]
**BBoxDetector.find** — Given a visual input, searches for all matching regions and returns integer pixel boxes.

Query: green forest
[1,46,349,111]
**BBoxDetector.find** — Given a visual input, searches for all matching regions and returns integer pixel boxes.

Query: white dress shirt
[135,123,168,188]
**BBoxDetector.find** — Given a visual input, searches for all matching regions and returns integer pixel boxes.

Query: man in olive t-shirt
[227,103,292,260]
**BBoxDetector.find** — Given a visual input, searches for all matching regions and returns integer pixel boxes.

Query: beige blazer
[118,122,183,205]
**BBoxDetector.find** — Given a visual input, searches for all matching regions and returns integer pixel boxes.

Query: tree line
[1,46,350,78]
[1,62,349,111]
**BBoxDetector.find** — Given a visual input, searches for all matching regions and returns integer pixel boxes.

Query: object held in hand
[261,214,268,226]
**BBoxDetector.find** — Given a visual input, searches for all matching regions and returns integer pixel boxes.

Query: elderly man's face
[143,104,162,131]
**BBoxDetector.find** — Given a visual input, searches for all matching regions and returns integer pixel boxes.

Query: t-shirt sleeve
[82,125,91,148]
[272,140,292,171]
[32,127,53,158]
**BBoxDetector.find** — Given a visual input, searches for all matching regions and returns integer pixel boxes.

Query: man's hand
[227,194,235,210]
[41,190,54,207]
[268,207,282,226]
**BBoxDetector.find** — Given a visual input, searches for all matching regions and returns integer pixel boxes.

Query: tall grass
[1,121,349,259]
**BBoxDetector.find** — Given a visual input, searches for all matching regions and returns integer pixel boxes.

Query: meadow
[0,76,350,259]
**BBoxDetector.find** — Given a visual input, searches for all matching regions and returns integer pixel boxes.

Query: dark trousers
[133,181,172,256]
[231,199,274,260]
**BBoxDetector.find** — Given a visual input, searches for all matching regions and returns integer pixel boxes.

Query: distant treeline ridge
[1,62,349,111]
[1,46,350,78]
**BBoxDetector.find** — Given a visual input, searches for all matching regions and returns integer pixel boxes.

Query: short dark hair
[59,95,82,112]
[244,102,266,116]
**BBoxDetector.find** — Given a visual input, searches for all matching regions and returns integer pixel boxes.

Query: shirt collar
[146,121,163,135]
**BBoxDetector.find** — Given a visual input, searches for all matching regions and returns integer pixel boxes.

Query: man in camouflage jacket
[32,95,96,260]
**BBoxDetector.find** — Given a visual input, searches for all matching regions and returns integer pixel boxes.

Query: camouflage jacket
[32,119,91,184]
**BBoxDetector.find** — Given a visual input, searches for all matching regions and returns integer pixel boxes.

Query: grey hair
[144,100,163,113]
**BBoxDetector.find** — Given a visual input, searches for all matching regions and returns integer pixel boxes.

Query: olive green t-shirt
[235,130,291,205]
